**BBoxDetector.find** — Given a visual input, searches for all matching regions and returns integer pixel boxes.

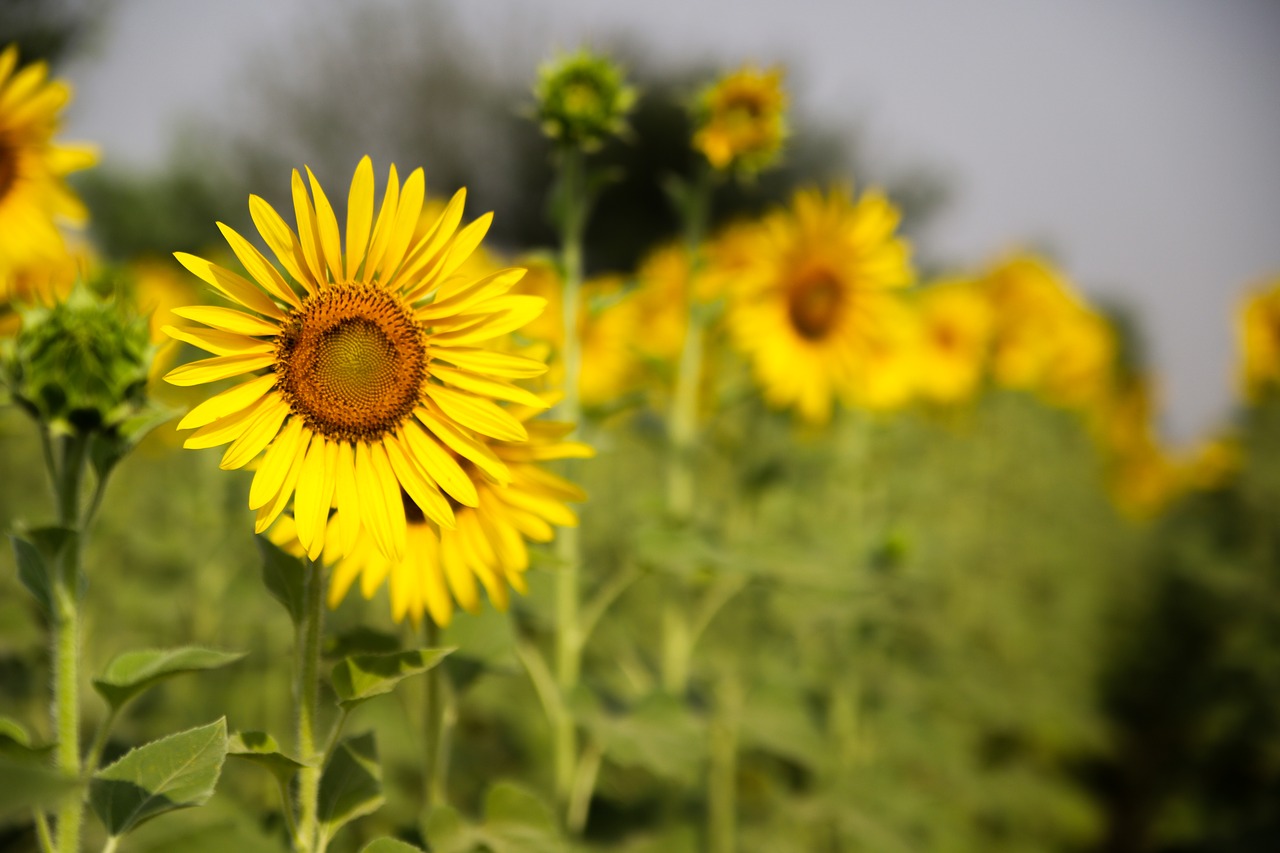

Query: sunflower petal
[171,305,281,337]
[178,373,277,431]
[345,156,375,280]
[426,386,527,442]
[164,353,276,386]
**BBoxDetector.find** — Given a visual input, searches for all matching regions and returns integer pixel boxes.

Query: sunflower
[272,400,591,627]
[914,279,992,405]
[726,186,913,422]
[164,158,550,563]
[693,65,788,175]
[0,45,97,276]
[1237,280,1280,401]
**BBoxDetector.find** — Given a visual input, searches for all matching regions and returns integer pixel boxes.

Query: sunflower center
[0,135,17,201]
[788,271,844,341]
[934,323,959,351]
[276,283,426,442]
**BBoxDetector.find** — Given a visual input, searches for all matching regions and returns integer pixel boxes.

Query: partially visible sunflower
[273,399,592,627]
[0,45,97,276]
[914,279,992,405]
[693,65,788,175]
[726,186,913,423]
[1096,377,1181,519]
[165,158,550,563]
[1237,280,1280,402]
[0,237,93,335]
[982,254,1116,411]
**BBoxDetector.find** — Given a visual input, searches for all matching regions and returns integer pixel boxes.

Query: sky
[61,0,1280,442]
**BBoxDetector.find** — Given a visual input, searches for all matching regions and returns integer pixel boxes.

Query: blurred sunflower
[693,64,788,175]
[913,279,992,405]
[513,258,641,407]
[165,158,549,562]
[0,237,93,335]
[1096,378,1181,518]
[982,254,1116,410]
[1237,280,1280,401]
[0,45,97,276]
[273,401,591,627]
[726,186,914,423]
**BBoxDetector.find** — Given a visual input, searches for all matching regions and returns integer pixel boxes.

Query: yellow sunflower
[693,64,788,174]
[1095,378,1181,519]
[914,279,992,405]
[164,158,550,563]
[0,45,97,275]
[272,400,591,627]
[1237,280,1280,401]
[726,186,914,422]
[0,238,93,335]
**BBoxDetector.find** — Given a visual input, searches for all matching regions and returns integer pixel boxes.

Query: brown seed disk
[787,269,844,341]
[276,283,427,442]
[0,135,18,201]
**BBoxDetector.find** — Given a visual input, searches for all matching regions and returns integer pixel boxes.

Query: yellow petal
[306,166,345,282]
[178,373,277,431]
[415,407,510,485]
[295,436,336,560]
[334,442,362,557]
[384,432,456,529]
[362,164,400,283]
[425,386,527,442]
[219,396,290,470]
[430,365,549,409]
[413,268,526,321]
[345,156,375,280]
[381,167,426,279]
[249,194,315,291]
[174,253,286,320]
[163,325,274,357]
[400,420,478,507]
[216,222,302,309]
[171,305,281,337]
[370,441,408,558]
[292,169,327,286]
[428,296,547,346]
[182,393,274,449]
[255,431,308,533]
[164,353,276,386]
[430,347,547,379]
[250,417,306,510]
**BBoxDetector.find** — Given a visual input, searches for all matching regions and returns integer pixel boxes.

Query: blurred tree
[0,0,106,66]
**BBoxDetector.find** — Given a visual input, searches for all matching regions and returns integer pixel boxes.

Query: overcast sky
[62,0,1280,442]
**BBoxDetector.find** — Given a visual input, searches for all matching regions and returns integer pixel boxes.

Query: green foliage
[317,732,384,848]
[10,525,77,611]
[257,534,308,626]
[423,782,562,853]
[360,839,425,853]
[534,49,638,152]
[331,648,454,709]
[89,718,228,839]
[93,647,246,712]
[226,730,309,785]
[0,756,78,818]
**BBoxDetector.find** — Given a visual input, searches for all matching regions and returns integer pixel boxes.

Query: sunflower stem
[51,432,88,853]
[708,674,741,853]
[552,146,588,810]
[294,556,325,853]
[423,619,448,811]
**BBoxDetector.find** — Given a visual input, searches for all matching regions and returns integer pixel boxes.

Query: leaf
[361,839,426,853]
[477,781,562,853]
[0,758,77,818]
[331,648,453,709]
[421,804,466,850]
[90,718,228,839]
[324,626,401,659]
[93,647,246,712]
[576,692,706,784]
[10,526,78,611]
[317,732,384,846]
[226,731,309,784]
[0,716,53,761]
[256,535,307,625]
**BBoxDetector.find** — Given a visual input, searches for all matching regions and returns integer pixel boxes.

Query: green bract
[533,49,637,151]
[4,283,155,435]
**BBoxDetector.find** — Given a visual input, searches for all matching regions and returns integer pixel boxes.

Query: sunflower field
[2,7,1280,853]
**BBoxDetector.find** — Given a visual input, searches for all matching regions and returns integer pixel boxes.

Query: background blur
[3,2,1280,852]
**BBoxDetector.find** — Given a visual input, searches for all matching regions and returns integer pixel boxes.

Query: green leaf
[256,535,307,625]
[0,758,78,818]
[93,647,246,712]
[331,648,454,709]
[226,731,309,784]
[421,804,467,852]
[317,732,383,846]
[576,692,706,784]
[0,716,53,761]
[90,718,228,839]
[361,839,425,853]
[477,781,562,853]
[324,626,401,659]
[10,526,78,611]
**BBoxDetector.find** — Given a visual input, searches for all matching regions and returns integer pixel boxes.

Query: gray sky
[63,0,1280,442]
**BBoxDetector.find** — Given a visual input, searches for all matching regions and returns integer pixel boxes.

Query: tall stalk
[422,619,448,810]
[552,147,588,804]
[49,431,88,853]
[293,557,325,853]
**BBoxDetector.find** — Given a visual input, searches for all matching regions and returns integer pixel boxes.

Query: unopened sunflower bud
[533,49,637,152]
[4,283,154,434]
[693,64,788,176]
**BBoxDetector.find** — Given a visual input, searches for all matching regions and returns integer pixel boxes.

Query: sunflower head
[534,49,637,152]
[914,279,992,405]
[0,44,97,276]
[4,282,155,434]
[1238,280,1280,402]
[693,64,788,176]
[727,186,914,422]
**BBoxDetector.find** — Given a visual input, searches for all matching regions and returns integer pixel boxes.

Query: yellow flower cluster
[693,65,788,175]
[1237,279,1280,401]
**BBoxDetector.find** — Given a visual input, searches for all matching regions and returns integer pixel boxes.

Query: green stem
[422,620,447,811]
[33,809,55,853]
[294,558,325,853]
[566,739,603,836]
[99,837,118,853]
[83,708,118,776]
[552,147,587,808]
[707,675,741,853]
[52,433,88,853]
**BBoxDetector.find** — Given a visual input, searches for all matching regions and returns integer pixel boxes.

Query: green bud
[533,49,637,152]
[3,282,155,435]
